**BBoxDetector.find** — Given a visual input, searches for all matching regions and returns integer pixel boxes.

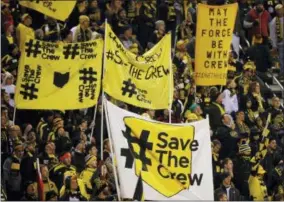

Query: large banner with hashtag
[103,24,173,110]
[15,39,103,110]
[19,0,76,21]
[105,100,214,200]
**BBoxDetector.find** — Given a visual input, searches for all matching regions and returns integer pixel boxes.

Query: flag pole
[12,107,16,125]
[100,18,108,160]
[89,104,98,143]
[169,32,173,124]
[103,100,122,201]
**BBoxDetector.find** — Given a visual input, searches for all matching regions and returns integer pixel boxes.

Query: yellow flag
[103,24,173,109]
[195,3,238,86]
[123,117,195,197]
[15,39,103,110]
[19,0,76,21]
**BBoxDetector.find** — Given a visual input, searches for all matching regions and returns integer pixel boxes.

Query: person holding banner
[16,13,34,52]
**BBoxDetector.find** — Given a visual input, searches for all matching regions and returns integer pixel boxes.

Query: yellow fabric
[19,1,76,21]
[79,167,96,200]
[11,162,20,170]
[194,3,238,86]
[16,23,35,52]
[59,179,88,199]
[103,24,173,110]
[123,117,195,197]
[15,39,103,110]
[248,175,268,201]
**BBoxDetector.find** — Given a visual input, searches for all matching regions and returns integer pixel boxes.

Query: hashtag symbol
[106,50,114,60]
[121,127,153,171]
[19,83,39,100]
[79,67,97,84]
[121,79,137,98]
[25,39,42,57]
[63,44,80,59]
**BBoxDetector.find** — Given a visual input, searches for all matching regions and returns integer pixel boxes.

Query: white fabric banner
[105,100,214,200]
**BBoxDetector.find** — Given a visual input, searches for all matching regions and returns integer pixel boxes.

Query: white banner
[105,100,214,200]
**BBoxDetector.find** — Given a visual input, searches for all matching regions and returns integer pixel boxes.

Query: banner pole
[100,18,108,160]
[12,107,16,125]
[169,32,173,124]
[104,100,122,201]
[89,104,98,144]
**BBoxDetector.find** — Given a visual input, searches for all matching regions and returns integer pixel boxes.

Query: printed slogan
[195,3,238,86]
[103,24,173,109]
[15,39,103,110]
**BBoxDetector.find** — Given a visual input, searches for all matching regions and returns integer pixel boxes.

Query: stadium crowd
[1,0,284,201]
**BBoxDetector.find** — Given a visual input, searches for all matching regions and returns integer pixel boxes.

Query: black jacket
[20,152,37,185]
[247,44,273,73]
[213,125,239,160]
[214,185,241,201]
[204,103,223,131]
[72,151,85,173]
[233,155,251,199]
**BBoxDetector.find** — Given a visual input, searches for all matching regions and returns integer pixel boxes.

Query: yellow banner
[19,0,76,21]
[123,117,196,197]
[15,39,103,110]
[103,24,173,109]
[195,3,238,86]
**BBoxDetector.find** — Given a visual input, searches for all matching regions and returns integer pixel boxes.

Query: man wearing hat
[244,0,271,44]
[204,88,225,130]
[71,15,92,42]
[80,155,97,199]
[3,142,24,200]
[214,172,241,201]
[16,13,34,52]
[233,143,252,199]
[270,4,284,78]
[49,152,76,190]
[235,60,255,96]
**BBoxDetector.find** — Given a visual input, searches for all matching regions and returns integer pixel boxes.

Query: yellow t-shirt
[16,23,35,52]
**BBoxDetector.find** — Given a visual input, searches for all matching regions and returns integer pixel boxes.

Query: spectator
[214,172,241,201]
[80,155,97,199]
[269,4,284,77]
[72,141,86,174]
[243,0,271,44]
[71,15,92,42]
[233,143,251,199]
[20,142,37,186]
[103,139,111,161]
[20,181,38,201]
[222,79,239,115]
[41,16,64,42]
[49,152,76,190]
[59,175,88,201]
[213,114,238,160]
[148,20,166,49]
[3,143,24,200]
[40,165,58,201]
[16,13,34,52]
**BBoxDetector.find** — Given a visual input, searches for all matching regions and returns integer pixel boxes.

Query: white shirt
[222,89,238,115]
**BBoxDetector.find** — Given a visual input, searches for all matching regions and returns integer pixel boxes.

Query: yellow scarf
[213,102,225,115]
